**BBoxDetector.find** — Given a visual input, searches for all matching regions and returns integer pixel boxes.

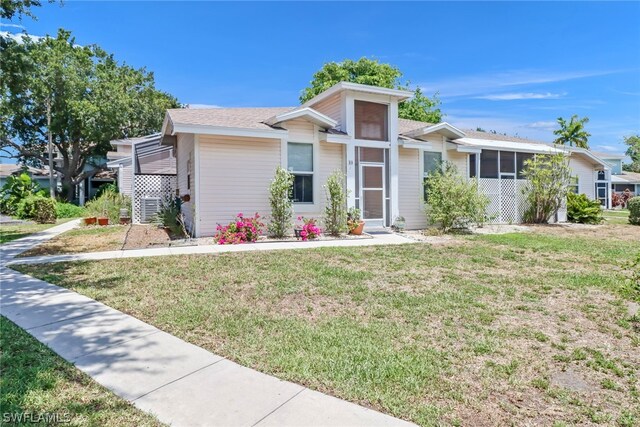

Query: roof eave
[302,81,414,107]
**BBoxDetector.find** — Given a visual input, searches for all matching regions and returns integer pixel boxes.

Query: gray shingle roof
[167,107,295,130]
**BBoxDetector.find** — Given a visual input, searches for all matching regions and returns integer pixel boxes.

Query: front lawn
[0,316,163,426]
[18,225,128,257]
[15,225,640,426]
[603,209,630,225]
[0,219,73,245]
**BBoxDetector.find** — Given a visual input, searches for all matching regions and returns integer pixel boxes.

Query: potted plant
[84,216,97,225]
[97,216,109,226]
[393,216,406,232]
[347,207,365,235]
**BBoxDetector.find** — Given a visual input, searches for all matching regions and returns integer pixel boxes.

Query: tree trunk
[63,174,75,202]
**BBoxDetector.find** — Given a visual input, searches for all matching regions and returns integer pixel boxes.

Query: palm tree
[553,115,591,148]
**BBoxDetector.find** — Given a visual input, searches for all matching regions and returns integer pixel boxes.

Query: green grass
[0,219,73,244]
[603,209,630,225]
[0,316,163,426]
[14,227,640,426]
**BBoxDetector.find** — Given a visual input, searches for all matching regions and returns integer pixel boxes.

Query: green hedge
[629,197,640,225]
[16,195,56,224]
[55,202,86,218]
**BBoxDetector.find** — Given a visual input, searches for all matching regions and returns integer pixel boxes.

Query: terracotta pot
[97,217,109,226]
[349,221,365,235]
[84,217,97,225]
[120,217,131,225]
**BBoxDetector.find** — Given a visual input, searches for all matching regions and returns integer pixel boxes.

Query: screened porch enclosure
[130,135,177,224]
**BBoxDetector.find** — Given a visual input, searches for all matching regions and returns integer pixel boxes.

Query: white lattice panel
[477,178,529,224]
[133,174,176,223]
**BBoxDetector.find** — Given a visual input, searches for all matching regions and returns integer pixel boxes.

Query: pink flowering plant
[297,216,322,241]
[214,212,264,244]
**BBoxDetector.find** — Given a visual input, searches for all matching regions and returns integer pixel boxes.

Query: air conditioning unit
[140,197,160,223]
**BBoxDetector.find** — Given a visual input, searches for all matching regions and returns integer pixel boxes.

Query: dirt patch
[530,222,640,242]
[18,225,128,257]
[395,229,461,245]
[122,225,172,250]
[551,369,593,392]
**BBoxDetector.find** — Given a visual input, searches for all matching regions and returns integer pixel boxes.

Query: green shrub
[267,167,294,238]
[0,173,42,215]
[154,196,186,237]
[323,170,348,236]
[567,192,603,224]
[629,197,640,225]
[93,182,118,199]
[424,162,490,232]
[55,202,86,218]
[16,195,56,224]
[521,154,572,224]
[84,189,131,223]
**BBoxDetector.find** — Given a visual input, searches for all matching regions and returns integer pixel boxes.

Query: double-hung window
[423,151,442,201]
[288,142,314,203]
[568,176,579,194]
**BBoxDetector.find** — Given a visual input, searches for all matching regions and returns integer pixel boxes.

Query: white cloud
[524,121,558,131]
[475,92,565,101]
[0,23,25,29]
[0,30,45,43]
[419,69,624,98]
[594,145,623,152]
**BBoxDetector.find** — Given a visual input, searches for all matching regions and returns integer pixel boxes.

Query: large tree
[622,134,640,173]
[1,0,55,20]
[300,58,443,124]
[553,115,591,149]
[0,29,178,200]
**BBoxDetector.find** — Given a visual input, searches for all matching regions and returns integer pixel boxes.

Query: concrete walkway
[1,219,81,262]
[6,232,415,266]
[1,224,416,426]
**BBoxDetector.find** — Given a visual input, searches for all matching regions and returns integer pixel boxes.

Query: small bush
[323,170,348,236]
[55,202,86,218]
[154,196,186,237]
[629,197,640,226]
[267,167,294,238]
[16,195,56,224]
[297,216,321,241]
[521,154,572,224]
[84,189,131,223]
[0,173,42,215]
[214,213,264,244]
[424,162,490,232]
[567,192,603,224]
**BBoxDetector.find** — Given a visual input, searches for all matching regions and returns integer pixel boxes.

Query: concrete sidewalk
[1,219,80,262]
[6,232,415,266]
[0,267,415,426]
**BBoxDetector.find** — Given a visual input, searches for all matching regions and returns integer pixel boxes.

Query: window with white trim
[423,151,442,201]
[288,142,313,203]
[568,176,579,194]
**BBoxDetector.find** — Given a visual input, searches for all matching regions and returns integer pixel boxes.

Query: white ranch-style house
[155,82,611,237]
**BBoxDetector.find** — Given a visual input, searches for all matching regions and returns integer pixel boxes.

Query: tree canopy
[0,29,178,200]
[622,134,640,173]
[1,0,54,20]
[300,58,443,124]
[553,115,591,149]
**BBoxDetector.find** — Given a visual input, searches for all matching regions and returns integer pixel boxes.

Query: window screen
[355,101,389,141]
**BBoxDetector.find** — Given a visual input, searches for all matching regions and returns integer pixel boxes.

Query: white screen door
[360,164,385,221]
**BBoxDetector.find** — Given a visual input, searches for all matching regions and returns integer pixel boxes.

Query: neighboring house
[49,147,115,204]
[0,164,56,190]
[159,82,611,237]
[107,133,177,223]
[595,152,640,200]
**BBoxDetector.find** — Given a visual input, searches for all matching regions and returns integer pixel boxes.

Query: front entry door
[360,164,385,224]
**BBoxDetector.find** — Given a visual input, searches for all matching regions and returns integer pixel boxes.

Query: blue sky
[3,1,640,155]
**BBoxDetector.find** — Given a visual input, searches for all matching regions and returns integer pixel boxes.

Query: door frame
[359,162,386,223]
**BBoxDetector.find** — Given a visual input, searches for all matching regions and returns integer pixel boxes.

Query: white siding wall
[310,93,342,130]
[398,147,427,229]
[448,151,468,175]
[197,135,281,237]
[119,164,133,196]
[176,133,195,231]
[569,155,596,199]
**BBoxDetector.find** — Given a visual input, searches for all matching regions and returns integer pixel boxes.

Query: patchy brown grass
[14,224,640,426]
